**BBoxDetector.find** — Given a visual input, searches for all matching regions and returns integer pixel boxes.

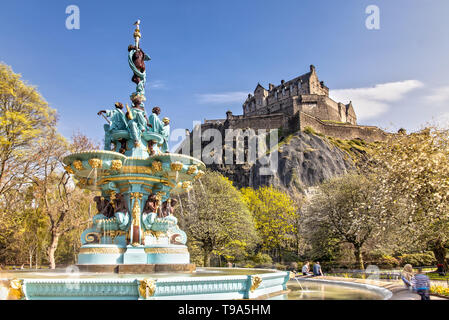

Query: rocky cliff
[184,129,360,192]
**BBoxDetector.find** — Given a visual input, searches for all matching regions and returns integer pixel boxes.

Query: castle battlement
[242,65,356,126]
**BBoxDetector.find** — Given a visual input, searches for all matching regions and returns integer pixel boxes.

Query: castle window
[274,91,278,100]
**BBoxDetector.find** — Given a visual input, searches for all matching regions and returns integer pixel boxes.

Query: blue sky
[1,0,449,147]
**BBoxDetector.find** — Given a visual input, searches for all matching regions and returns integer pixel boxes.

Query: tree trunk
[432,242,448,271]
[354,245,364,270]
[278,245,284,264]
[29,251,32,269]
[203,251,211,267]
[48,231,60,269]
[296,236,301,257]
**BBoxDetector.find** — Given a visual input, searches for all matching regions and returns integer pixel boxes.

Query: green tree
[0,63,56,267]
[29,131,96,269]
[0,63,97,268]
[366,127,449,270]
[0,63,56,199]
[303,174,389,270]
[179,171,259,267]
[241,185,298,263]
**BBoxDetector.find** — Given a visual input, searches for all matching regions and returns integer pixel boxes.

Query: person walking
[313,261,323,276]
[401,264,414,290]
[412,267,431,300]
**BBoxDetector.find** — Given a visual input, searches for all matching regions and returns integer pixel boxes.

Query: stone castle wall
[299,112,387,142]
[204,111,387,143]
[225,112,288,131]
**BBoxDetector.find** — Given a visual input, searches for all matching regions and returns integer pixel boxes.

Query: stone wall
[201,111,387,143]
[225,112,288,131]
[299,112,387,142]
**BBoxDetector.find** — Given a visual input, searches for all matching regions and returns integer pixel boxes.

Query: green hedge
[398,252,436,267]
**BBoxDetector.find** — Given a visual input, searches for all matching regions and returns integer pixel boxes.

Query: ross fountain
[0,21,289,300]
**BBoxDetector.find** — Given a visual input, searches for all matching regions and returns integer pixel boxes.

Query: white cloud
[424,86,449,104]
[196,91,248,104]
[148,80,167,89]
[330,80,424,120]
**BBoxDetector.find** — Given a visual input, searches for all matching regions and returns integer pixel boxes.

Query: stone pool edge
[3,269,290,300]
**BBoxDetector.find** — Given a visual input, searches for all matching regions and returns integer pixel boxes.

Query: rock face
[206,131,354,191]
[252,131,353,191]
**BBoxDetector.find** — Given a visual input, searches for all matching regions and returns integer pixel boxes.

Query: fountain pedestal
[123,246,147,264]
[63,149,205,273]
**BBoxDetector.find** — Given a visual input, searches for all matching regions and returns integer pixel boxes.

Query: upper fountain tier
[62,21,205,200]
[62,151,205,197]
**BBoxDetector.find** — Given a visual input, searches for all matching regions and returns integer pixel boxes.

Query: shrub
[282,251,300,263]
[250,253,273,265]
[288,262,298,271]
[399,252,436,267]
[275,263,288,271]
[304,126,316,135]
[378,255,400,269]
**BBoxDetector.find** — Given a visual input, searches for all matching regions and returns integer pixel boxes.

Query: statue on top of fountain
[96,20,170,155]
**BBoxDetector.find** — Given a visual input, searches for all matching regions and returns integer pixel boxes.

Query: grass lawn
[427,272,449,281]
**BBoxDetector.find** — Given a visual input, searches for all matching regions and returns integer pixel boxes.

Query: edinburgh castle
[202,65,387,142]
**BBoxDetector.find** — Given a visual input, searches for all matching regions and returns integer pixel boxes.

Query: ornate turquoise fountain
[0,21,290,300]
[62,21,205,272]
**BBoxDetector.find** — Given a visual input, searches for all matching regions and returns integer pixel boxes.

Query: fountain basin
[1,268,290,300]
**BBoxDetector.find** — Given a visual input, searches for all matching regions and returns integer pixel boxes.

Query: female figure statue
[161,199,178,225]
[141,194,159,231]
[128,45,150,99]
[92,196,114,231]
[114,193,130,231]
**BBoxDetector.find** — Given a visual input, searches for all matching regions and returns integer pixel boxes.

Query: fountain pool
[269,279,390,300]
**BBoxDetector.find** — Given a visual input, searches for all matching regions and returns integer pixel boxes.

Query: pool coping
[1,268,290,300]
